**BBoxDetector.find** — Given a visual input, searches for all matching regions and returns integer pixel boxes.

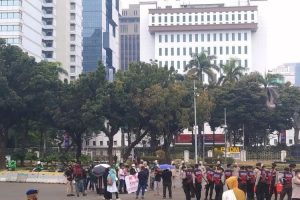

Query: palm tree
[218,58,248,85]
[185,51,219,86]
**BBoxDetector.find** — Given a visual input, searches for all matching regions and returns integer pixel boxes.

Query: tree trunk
[294,128,299,145]
[162,139,171,164]
[75,134,82,162]
[212,130,215,157]
[123,131,148,162]
[107,135,114,165]
[0,129,6,169]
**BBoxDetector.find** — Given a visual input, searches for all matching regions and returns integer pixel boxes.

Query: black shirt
[162,170,172,184]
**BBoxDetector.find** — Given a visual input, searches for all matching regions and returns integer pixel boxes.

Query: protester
[154,166,162,196]
[103,168,111,200]
[118,164,127,193]
[224,164,233,180]
[130,164,137,175]
[136,165,148,199]
[238,166,248,194]
[254,162,267,200]
[279,167,293,200]
[73,162,87,197]
[194,164,203,200]
[162,168,173,199]
[107,168,121,200]
[270,163,278,200]
[247,165,255,200]
[222,176,246,200]
[64,165,75,197]
[171,162,177,189]
[292,169,300,200]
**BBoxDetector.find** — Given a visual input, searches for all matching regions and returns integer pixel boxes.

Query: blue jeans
[75,179,85,194]
[119,179,126,193]
[136,183,146,197]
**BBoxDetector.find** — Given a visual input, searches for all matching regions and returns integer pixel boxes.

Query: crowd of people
[63,160,300,200]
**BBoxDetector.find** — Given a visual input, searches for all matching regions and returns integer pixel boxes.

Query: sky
[120,0,300,71]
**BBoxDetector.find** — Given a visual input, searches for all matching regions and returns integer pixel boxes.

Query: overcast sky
[120,0,300,70]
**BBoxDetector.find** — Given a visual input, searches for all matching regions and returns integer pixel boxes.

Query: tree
[217,58,248,85]
[185,51,219,86]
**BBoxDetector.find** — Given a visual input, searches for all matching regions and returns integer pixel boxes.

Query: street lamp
[193,80,198,163]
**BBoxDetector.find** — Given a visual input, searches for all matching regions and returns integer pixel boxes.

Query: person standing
[171,162,177,189]
[154,166,162,196]
[194,164,203,200]
[181,166,194,200]
[205,166,215,200]
[107,168,121,200]
[269,163,278,200]
[118,164,127,194]
[247,166,255,200]
[214,166,225,200]
[222,176,246,200]
[162,168,173,199]
[224,164,233,180]
[238,166,248,195]
[64,165,75,197]
[103,168,111,200]
[136,166,148,199]
[292,169,300,200]
[279,167,293,200]
[73,162,87,197]
[254,163,267,200]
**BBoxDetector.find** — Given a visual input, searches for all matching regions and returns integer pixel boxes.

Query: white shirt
[222,190,237,200]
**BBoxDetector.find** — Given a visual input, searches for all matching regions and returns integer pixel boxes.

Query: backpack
[239,171,248,184]
[248,171,255,184]
[73,165,83,178]
[224,169,233,179]
[283,172,293,185]
[107,175,113,186]
[194,170,202,183]
[207,170,214,182]
[213,172,222,185]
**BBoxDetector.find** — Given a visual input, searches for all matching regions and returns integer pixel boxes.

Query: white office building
[139,0,257,81]
[0,0,44,60]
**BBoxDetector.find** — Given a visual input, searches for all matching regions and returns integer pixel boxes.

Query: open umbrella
[159,164,175,170]
[92,164,110,176]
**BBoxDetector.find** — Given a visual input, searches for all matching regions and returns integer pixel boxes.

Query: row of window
[152,11,255,24]
[158,46,248,57]
[2,36,21,44]
[158,32,248,43]
[158,59,248,70]
[0,0,21,6]
[0,12,21,19]
[0,25,20,31]
[87,140,118,146]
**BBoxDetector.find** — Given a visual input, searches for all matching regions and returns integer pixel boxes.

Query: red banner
[175,134,225,144]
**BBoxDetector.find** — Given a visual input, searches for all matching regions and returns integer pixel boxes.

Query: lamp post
[194,80,198,163]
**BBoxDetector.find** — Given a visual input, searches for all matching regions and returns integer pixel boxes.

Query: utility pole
[194,80,198,163]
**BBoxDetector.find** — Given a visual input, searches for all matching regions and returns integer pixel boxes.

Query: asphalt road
[0,182,288,200]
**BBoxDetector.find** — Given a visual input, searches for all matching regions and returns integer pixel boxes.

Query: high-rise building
[83,0,120,75]
[0,0,43,60]
[56,0,83,81]
[139,1,257,82]
[269,63,300,87]
[119,4,140,71]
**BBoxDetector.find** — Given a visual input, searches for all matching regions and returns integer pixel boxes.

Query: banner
[125,174,139,194]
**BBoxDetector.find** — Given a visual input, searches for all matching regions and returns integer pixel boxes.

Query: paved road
[0,182,287,200]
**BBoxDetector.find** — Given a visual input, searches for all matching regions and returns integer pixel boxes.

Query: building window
[164,15,167,23]
[238,33,241,41]
[189,15,192,22]
[220,46,223,55]
[177,34,180,42]
[207,47,211,55]
[189,47,192,55]
[232,33,235,41]
[207,34,210,42]
[165,35,168,42]
[177,48,180,56]
[183,34,186,42]
[244,59,248,68]
[114,141,117,146]
[165,61,168,67]
[251,13,254,21]
[177,61,180,69]
[171,48,174,56]
[195,34,198,42]
[195,15,198,22]
[93,141,96,146]
[70,13,76,20]
[182,15,186,23]
[244,13,247,20]
[159,48,162,56]
[134,24,138,33]
[70,2,76,10]
[159,16,161,23]
[232,13,235,21]
[183,61,187,68]
[226,33,229,41]
[70,24,75,31]
[70,34,75,41]
[207,14,210,22]
[201,34,204,42]
[213,47,217,55]
[195,47,198,54]
[171,15,174,23]
[213,14,216,22]
[219,33,223,41]
[232,46,235,54]
[70,65,75,73]
[171,34,174,42]
[226,46,229,55]
[244,32,248,41]
[165,48,168,56]
[244,46,248,54]
[238,13,241,21]
[238,46,241,54]
[171,61,174,67]
[219,14,223,21]
[177,15,180,22]
[226,14,229,21]
[159,61,162,67]
[159,35,162,43]
[189,34,192,42]
[183,48,186,56]
[213,33,216,41]
[220,60,223,65]
[152,16,155,23]
[70,55,76,62]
